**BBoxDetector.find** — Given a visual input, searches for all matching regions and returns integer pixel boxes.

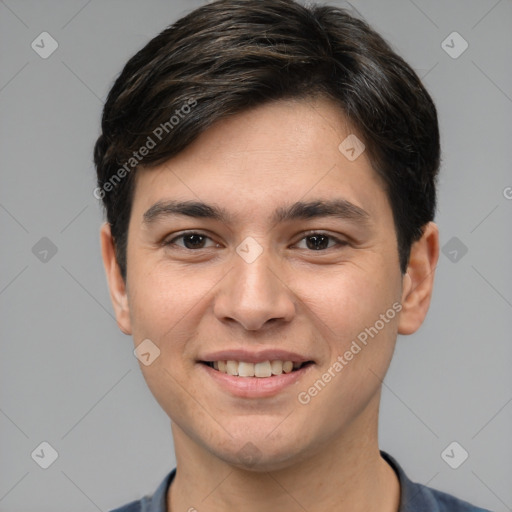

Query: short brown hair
[94,0,440,281]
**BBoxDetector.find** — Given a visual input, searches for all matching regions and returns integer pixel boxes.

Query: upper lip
[199,349,314,364]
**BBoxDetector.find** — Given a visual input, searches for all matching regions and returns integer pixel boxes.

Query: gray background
[0,0,511,510]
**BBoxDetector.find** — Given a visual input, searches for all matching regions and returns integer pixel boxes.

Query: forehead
[131,97,391,227]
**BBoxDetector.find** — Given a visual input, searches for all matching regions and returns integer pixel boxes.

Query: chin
[212,433,312,473]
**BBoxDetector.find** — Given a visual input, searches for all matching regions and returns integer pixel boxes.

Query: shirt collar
[145,450,435,512]
[380,450,441,512]
[140,469,174,512]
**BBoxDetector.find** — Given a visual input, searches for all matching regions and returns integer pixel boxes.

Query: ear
[398,222,439,335]
[100,222,132,335]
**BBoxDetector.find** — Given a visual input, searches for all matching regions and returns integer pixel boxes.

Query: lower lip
[198,363,314,398]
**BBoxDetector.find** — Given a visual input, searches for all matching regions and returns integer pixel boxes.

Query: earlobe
[397,222,439,335]
[100,222,132,335]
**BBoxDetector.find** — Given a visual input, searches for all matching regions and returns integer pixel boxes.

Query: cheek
[127,263,205,340]
[331,270,400,381]
[298,258,401,410]
[301,258,400,339]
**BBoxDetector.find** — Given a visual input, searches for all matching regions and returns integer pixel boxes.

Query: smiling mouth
[200,360,314,377]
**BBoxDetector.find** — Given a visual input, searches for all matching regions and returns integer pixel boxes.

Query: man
[94,1,491,510]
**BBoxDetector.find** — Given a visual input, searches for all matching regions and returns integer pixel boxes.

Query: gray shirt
[110,451,492,511]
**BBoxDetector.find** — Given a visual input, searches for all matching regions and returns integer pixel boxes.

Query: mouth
[200,359,315,378]
[197,349,316,398]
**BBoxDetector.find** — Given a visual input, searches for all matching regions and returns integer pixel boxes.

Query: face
[102,97,430,471]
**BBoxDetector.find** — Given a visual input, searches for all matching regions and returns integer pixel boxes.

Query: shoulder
[110,501,143,512]
[108,469,176,512]
[380,451,493,512]
[412,481,493,512]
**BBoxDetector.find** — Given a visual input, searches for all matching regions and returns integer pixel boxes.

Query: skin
[101,96,439,511]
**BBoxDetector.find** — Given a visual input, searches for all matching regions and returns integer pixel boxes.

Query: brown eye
[305,234,330,250]
[295,232,347,251]
[164,232,217,250]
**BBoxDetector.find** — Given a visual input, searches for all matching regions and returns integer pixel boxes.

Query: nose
[213,248,296,331]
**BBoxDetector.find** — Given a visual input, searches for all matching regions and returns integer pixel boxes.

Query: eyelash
[162,231,348,252]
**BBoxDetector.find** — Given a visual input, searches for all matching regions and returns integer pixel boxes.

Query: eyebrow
[142,198,371,227]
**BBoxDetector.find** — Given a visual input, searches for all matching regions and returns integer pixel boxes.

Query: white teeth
[254,361,272,377]
[211,359,305,377]
[270,360,283,375]
[226,360,239,376]
[282,361,294,373]
[238,362,255,377]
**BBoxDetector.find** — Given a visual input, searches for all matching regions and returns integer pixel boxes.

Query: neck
[167,395,400,512]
